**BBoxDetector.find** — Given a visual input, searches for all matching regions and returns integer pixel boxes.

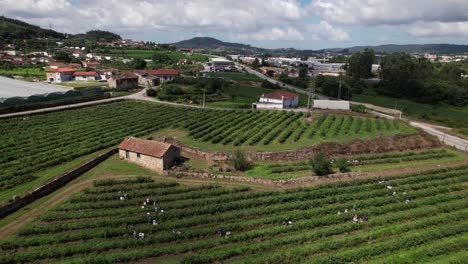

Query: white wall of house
[46,72,73,83]
[74,75,98,81]
[259,97,283,104]
[253,102,284,109]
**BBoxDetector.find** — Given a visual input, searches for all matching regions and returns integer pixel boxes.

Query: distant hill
[323,44,468,54]
[0,16,66,40]
[0,16,121,43]
[172,37,253,49]
[72,30,122,42]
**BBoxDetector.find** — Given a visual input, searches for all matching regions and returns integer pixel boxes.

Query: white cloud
[237,27,304,41]
[307,21,350,41]
[0,0,304,35]
[404,21,468,37]
[309,0,468,38]
[310,0,468,25]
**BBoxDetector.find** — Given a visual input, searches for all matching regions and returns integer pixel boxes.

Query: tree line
[317,48,467,106]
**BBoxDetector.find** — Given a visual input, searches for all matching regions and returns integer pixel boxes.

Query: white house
[45,68,75,83]
[207,58,235,71]
[253,91,299,109]
[73,71,99,81]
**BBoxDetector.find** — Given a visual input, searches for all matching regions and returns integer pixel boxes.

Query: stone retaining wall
[176,132,441,163]
[167,170,369,186]
[0,149,118,219]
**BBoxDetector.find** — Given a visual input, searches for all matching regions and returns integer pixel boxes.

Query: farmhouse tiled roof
[262,90,298,100]
[145,69,181,75]
[119,137,173,158]
[73,71,97,76]
[46,68,76,73]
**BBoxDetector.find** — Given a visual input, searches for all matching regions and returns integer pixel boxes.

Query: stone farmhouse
[107,75,139,90]
[145,69,181,83]
[253,91,299,109]
[118,137,180,174]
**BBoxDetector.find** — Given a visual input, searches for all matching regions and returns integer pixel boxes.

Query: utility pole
[338,73,342,100]
[202,88,206,109]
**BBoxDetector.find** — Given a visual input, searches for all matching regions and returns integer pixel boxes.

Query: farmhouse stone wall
[119,149,164,174]
[0,149,118,219]
[119,146,180,173]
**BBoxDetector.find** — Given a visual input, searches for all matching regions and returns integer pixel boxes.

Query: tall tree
[299,67,308,79]
[346,48,375,79]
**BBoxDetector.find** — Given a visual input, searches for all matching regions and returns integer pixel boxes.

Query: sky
[1,0,467,49]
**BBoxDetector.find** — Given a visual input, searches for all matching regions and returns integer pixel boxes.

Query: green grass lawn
[0,67,45,80]
[352,94,468,137]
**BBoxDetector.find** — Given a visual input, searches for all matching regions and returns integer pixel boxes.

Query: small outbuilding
[118,137,180,174]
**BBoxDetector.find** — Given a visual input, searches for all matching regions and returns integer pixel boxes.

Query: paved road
[410,121,468,152]
[236,63,329,99]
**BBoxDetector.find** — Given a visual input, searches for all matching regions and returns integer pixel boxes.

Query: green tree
[346,48,374,79]
[230,150,249,171]
[299,67,308,79]
[335,157,350,173]
[53,51,71,63]
[252,58,260,68]
[131,58,147,69]
[309,152,332,176]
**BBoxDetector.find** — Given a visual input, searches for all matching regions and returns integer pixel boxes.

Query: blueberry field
[0,101,414,192]
[1,165,466,263]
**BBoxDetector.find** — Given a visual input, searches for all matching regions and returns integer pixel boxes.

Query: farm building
[107,75,139,90]
[46,68,76,83]
[131,70,161,87]
[73,71,99,81]
[253,91,299,109]
[207,58,235,71]
[118,137,180,174]
[145,69,181,83]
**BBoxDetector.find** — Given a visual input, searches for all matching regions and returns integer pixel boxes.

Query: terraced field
[1,165,466,263]
[263,149,458,174]
[0,101,414,192]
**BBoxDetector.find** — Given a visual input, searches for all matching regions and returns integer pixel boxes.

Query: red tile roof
[146,69,181,76]
[119,137,174,158]
[262,91,298,100]
[73,71,97,76]
[82,61,99,65]
[46,68,76,73]
[67,63,82,68]
[50,62,65,67]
